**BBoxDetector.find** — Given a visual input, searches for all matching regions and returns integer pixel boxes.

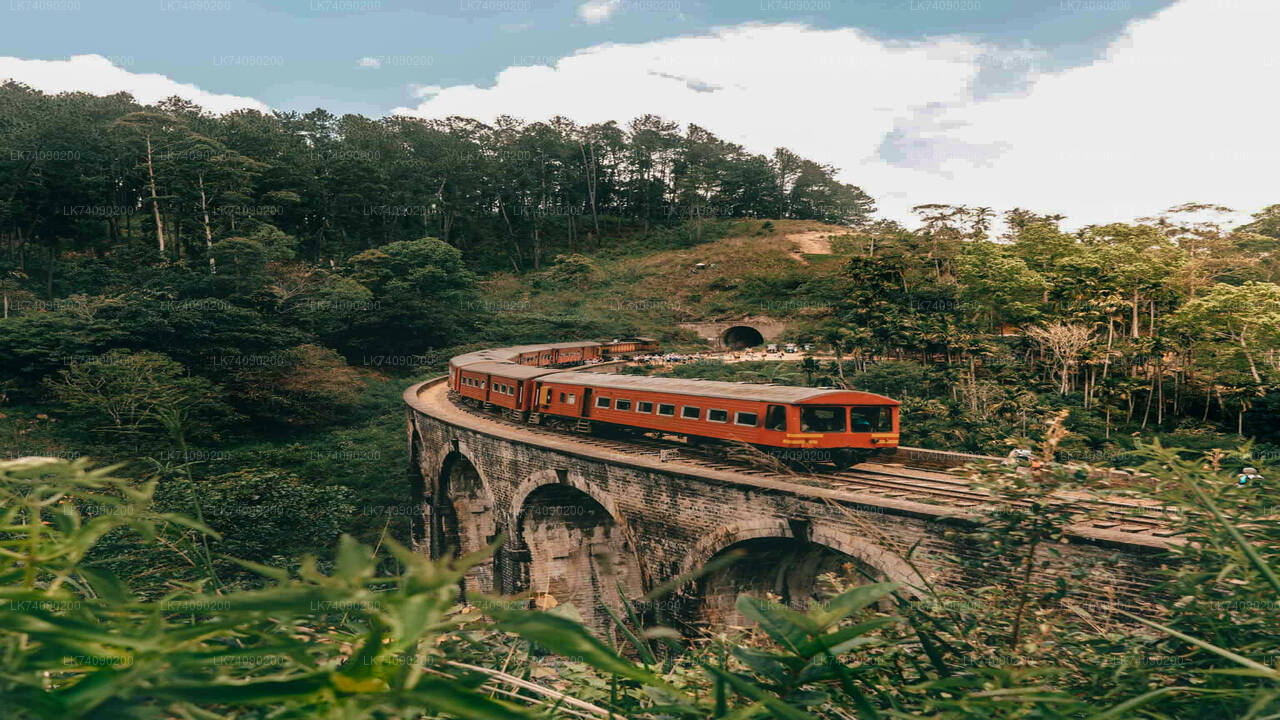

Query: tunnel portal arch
[722,325,765,349]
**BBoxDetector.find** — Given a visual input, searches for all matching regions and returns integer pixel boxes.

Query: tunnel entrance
[695,537,869,627]
[722,325,764,349]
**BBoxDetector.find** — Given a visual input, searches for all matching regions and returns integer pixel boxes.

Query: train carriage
[446,338,900,468]
[531,373,899,468]
[549,342,601,366]
[602,337,660,357]
[459,361,559,411]
[454,367,490,403]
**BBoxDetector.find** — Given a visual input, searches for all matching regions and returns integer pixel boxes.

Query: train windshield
[850,406,892,432]
[800,406,846,432]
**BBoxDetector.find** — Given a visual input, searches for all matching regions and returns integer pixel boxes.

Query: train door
[581,388,593,417]
[765,405,788,432]
[761,404,788,442]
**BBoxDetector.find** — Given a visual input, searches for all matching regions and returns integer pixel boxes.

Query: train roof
[458,361,563,379]
[450,341,603,368]
[537,371,899,405]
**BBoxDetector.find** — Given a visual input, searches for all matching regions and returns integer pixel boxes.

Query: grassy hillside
[475,218,856,345]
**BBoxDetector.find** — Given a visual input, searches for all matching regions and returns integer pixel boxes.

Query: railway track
[448,393,1179,538]
[822,466,1178,536]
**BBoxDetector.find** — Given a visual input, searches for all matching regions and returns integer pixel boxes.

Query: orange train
[448,339,898,469]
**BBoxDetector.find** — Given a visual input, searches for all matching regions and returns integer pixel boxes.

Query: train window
[708,409,728,423]
[616,399,632,411]
[658,404,677,417]
[735,411,758,427]
[851,406,892,432]
[596,396,611,409]
[800,407,846,432]
[568,394,576,404]
[765,405,787,431]
[636,401,654,413]
[559,392,566,402]
[679,406,698,419]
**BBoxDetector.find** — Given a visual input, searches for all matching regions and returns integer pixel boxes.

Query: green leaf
[404,679,540,720]
[735,595,816,651]
[703,664,820,720]
[808,582,898,630]
[492,608,671,690]
[1120,611,1280,679]
[795,617,897,658]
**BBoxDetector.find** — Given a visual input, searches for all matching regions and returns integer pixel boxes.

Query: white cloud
[394,0,1280,228]
[577,0,620,24]
[357,56,382,69]
[0,54,269,114]
[392,23,983,215]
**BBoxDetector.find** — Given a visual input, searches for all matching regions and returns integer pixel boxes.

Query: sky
[2,0,1276,227]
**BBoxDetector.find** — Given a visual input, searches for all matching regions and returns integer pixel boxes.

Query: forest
[2,81,1280,718]
[753,201,1280,457]
[0,80,874,280]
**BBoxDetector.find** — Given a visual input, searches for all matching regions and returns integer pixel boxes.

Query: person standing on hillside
[1237,467,1263,488]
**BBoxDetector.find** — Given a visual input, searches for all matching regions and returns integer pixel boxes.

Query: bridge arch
[433,449,498,597]
[722,325,765,349]
[510,469,645,635]
[679,520,919,627]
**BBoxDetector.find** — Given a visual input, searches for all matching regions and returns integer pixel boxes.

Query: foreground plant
[2,454,1278,719]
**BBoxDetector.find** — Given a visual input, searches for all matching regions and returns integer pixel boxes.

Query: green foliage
[540,253,601,288]
[210,238,270,295]
[4,444,1280,719]
[156,467,357,566]
[45,349,233,441]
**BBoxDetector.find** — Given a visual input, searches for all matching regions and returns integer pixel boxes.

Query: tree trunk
[145,134,166,254]
[1131,286,1140,338]
[1240,332,1262,385]
[1141,367,1155,429]
[581,141,601,237]
[198,173,215,274]
[1102,320,1114,381]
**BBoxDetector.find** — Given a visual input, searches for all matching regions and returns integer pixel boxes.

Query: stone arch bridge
[405,377,1172,635]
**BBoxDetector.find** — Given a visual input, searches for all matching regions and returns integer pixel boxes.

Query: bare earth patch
[786,231,834,261]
